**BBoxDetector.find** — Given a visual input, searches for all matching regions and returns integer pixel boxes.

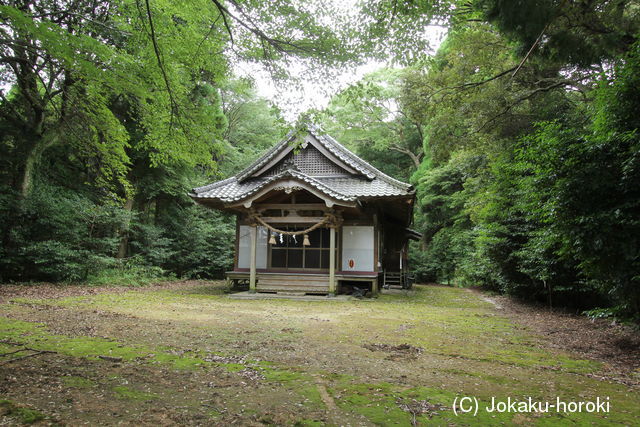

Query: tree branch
[388,144,422,169]
[511,22,549,79]
[0,348,57,366]
[210,0,234,45]
[452,66,519,90]
[210,0,316,55]
[143,0,175,109]
[471,80,571,135]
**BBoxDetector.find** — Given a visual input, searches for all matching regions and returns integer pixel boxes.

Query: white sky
[233,26,447,122]
[232,60,387,121]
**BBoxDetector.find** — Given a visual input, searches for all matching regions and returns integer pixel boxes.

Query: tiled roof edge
[235,131,297,182]
[192,176,236,195]
[309,126,414,192]
[192,169,356,203]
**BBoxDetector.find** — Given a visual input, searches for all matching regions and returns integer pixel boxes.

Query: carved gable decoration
[263,145,349,177]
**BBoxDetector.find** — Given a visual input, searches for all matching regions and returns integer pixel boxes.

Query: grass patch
[0,316,209,367]
[86,262,173,287]
[0,399,47,424]
[151,351,207,370]
[0,315,317,390]
[63,376,96,389]
[0,316,229,372]
[261,367,306,382]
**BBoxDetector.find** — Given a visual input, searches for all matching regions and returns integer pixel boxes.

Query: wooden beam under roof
[225,180,357,209]
[255,203,328,211]
[260,216,325,224]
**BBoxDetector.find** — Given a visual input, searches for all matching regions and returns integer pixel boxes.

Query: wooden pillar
[249,224,257,293]
[373,213,380,297]
[328,226,336,296]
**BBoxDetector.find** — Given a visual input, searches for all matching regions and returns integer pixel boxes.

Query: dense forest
[1,1,639,320]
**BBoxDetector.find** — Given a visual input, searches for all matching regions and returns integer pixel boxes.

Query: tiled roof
[191,126,414,204]
[193,169,357,203]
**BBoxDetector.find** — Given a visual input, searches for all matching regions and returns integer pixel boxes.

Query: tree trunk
[545,279,553,310]
[389,145,423,170]
[19,148,38,197]
[116,196,135,259]
[17,132,60,198]
[406,150,423,170]
[154,196,166,226]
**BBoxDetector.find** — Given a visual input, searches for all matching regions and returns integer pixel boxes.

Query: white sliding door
[237,225,268,269]
[341,226,374,272]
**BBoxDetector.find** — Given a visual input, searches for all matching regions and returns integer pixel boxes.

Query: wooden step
[258,284,329,293]
[259,277,329,284]
[257,273,330,293]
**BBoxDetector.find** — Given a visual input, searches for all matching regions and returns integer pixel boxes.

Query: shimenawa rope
[249,212,341,236]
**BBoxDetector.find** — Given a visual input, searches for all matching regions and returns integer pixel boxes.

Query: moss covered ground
[0,282,637,425]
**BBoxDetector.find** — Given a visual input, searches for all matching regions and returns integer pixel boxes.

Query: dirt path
[470,288,640,386]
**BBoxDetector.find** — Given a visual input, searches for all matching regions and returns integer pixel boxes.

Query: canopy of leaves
[318,68,423,181]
